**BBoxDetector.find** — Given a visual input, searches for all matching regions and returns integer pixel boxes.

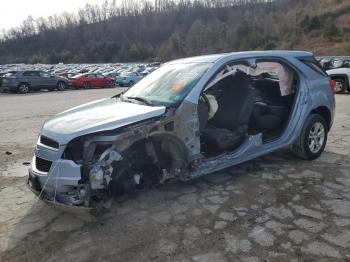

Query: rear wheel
[83,82,92,89]
[18,83,30,94]
[57,81,66,91]
[333,78,347,94]
[292,114,328,160]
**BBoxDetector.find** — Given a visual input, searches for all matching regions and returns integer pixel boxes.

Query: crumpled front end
[28,118,162,213]
[27,100,198,213]
[28,135,98,213]
[28,133,128,212]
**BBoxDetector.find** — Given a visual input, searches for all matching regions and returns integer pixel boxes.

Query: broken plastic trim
[27,180,97,220]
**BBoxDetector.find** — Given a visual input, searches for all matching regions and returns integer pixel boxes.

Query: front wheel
[83,82,92,89]
[128,81,135,87]
[292,114,328,160]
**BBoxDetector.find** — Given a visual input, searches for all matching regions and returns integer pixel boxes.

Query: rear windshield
[4,72,17,77]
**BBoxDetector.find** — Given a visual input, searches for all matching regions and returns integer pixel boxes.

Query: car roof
[167,51,313,64]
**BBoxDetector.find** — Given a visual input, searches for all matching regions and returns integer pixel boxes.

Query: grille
[35,157,52,173]
[40,136,59,149]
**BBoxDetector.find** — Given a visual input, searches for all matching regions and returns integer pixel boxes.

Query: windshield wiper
[124,96,154,106]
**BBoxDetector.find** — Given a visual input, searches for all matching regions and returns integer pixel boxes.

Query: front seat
[202,72,254,151]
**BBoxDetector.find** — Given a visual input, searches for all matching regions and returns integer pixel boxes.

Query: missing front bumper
[27,174,97,218]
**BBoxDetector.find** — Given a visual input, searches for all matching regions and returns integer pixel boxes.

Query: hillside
[0,0,349,64]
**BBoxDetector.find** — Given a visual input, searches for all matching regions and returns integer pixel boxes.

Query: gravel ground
[0,90,350,262]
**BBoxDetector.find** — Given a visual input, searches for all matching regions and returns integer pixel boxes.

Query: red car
[68,73,115,89]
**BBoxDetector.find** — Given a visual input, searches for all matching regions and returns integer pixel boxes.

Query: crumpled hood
[41,98,166,145]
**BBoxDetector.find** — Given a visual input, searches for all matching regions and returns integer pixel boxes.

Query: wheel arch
[119,133,190,171]
[310,106,332,131]
[329,74,349,87]
[17,81,30,88]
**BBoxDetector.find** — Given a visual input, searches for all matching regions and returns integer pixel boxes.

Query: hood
[326,68,348,75]
[41,98,166,145]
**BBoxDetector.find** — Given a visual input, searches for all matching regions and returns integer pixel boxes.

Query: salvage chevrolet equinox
[28,51,336,213]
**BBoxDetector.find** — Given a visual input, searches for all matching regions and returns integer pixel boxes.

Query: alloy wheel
[308,122,325,153]
[57,82,66,91]
[19,84,29,94]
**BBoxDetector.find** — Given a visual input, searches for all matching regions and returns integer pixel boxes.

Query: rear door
[38,71,55,87]
[96,74,106,87]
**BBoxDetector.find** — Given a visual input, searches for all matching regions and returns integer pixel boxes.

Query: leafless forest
[0,0,349,63]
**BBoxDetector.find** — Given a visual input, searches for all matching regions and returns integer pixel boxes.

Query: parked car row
[318,56,350,94]
[0,62,161,94]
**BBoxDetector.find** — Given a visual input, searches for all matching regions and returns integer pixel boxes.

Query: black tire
[333,78,347,94]
[83,82,92,89]
[17,83,30,94]
[292,114,328,160]
[108,81,115,88]
[56,81,66,91]
[129,81,135,87]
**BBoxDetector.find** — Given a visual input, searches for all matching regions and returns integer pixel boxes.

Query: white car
[327,67,350,93]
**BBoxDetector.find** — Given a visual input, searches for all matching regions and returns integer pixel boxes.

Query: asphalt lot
[0,89,350,262]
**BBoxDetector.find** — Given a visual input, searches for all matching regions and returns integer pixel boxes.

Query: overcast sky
[0,0,106,31]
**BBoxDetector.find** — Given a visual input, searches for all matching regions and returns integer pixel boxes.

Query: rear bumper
[2,84,18,90]
[1,79,18,88]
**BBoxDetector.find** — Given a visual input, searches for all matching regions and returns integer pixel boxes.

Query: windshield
[123,63,212,106]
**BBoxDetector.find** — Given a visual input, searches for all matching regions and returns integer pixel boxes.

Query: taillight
[329,79,335,95]
[122,77,127,80]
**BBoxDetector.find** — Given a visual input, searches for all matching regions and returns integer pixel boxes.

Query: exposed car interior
[198,61,297,156]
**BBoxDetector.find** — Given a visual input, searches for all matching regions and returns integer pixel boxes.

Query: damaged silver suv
[28,51,335,213]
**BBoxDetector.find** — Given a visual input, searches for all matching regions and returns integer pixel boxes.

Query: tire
[18,83,30,94]
[333,78,347,94]
[83,82,92,89]
[56,81,66,91]
[129,81,135,87]
[108,81,115,88]
[292,114,328,160]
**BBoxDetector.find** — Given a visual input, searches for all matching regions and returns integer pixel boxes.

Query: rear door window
[23,71,33,77]
[299,57,328,76]
[39,72,51,78]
